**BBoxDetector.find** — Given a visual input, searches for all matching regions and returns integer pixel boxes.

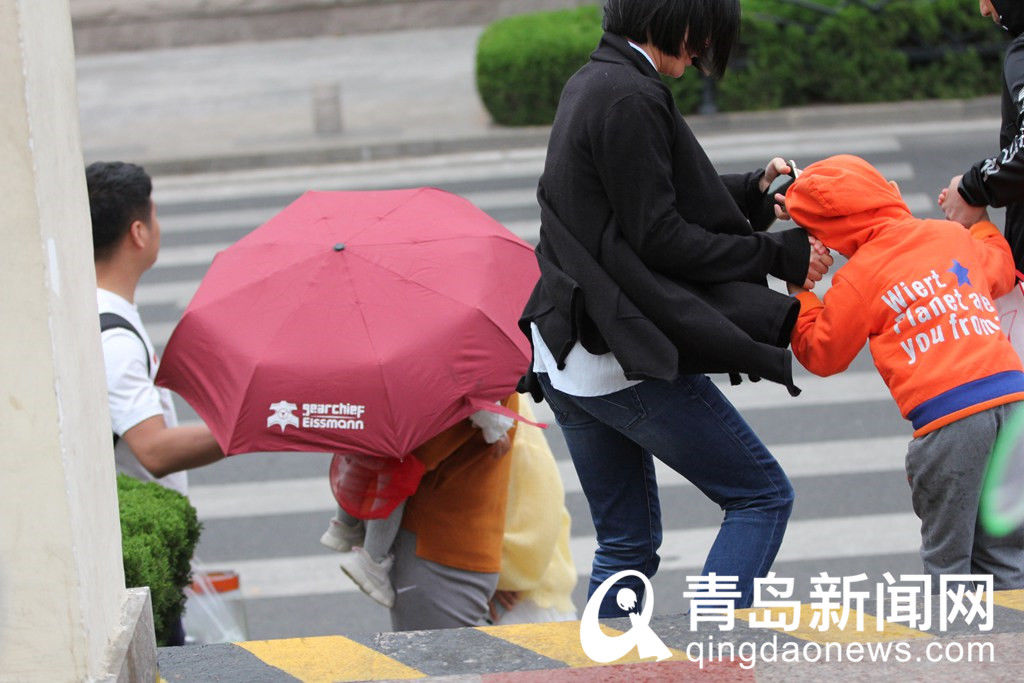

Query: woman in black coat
[520,0,832,616]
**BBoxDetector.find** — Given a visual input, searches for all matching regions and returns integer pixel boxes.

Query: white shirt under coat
[528,42,657,398]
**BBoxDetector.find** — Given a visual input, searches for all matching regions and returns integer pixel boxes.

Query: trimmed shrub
[475,0,1006,125]
[118,474,200,646]
[475,5,603,126]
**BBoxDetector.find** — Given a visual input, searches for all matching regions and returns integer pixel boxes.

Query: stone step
[156,591,1024,681]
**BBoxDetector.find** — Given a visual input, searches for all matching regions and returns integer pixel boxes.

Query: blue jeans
[538,372,793,616]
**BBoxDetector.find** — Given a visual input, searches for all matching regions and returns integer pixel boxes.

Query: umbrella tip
[333,243,346,252]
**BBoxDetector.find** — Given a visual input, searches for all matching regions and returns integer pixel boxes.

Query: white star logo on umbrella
[267,401,299,432]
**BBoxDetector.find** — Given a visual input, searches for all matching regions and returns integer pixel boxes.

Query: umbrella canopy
[156,188,538,458]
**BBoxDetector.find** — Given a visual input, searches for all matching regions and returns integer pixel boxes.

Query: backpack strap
[100,312,152,446]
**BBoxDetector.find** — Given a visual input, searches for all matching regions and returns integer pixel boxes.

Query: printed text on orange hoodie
[786,154,1024,437]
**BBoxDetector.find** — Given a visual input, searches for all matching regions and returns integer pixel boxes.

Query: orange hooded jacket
[786,154,1024,437]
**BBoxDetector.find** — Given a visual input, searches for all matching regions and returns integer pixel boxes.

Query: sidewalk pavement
[75,25,546,175]
[75,25,1000,176]
[158,590,1024,682]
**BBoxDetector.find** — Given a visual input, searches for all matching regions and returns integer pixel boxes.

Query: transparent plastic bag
[181,559,249,645]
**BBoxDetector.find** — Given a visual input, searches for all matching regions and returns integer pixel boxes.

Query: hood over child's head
[785,154,911,258]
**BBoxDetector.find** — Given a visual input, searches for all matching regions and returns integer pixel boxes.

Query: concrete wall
[0,0,129,679]
[70,0,595,53]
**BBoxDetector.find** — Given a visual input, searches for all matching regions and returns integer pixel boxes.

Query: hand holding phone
[767,159,800,197]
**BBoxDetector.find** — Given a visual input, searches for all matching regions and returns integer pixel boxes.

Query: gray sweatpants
[906,401,1024,589]
[387,529,499,631]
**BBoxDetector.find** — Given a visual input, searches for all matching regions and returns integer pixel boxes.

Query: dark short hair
[603,0,740,79]
[86,161,153,261]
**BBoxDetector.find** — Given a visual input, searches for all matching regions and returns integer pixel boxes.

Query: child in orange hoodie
[785,154,1024,589]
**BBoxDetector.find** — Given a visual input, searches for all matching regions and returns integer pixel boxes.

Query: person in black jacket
[940,0,1024,269]
[519,0,832,617]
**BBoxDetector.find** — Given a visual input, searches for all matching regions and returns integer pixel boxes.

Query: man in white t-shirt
[88,161,224,497]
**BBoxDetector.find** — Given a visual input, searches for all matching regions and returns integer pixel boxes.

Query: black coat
[519,33,810,397]
[960,1,1024,270]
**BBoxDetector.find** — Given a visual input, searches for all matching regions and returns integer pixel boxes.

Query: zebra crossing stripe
[152,149,548,206]
[235,635,423,682]
[185,433,906,521]
[149,150,913,212]
[207,512,920,601]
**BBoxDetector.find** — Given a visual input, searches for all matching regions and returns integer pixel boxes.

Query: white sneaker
[339,546,395,608]
[319,518,365,552]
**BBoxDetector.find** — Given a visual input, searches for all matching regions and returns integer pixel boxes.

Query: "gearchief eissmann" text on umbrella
[302,402,366,430]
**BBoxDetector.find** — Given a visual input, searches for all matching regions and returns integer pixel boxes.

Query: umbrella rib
[335,248,401,456]
[224,253,336,453]
[354,232,527,249]
[341,187,433,244]
[187,246,325,311]
[341,248,530,365]
[338,188,527,249]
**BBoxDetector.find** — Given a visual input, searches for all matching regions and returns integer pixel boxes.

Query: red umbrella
[156,188,538,458]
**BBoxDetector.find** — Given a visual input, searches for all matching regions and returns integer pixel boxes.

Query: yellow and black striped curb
[157,589,1024,682]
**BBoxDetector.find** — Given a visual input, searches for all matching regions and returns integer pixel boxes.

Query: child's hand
[939,175,987,227]
[774,192,791,221]
[491,433,511,459]
[803,235,833,289]
[488,590,520,623]
[470,408,515,444]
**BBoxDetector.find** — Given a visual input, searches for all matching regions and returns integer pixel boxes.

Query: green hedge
[118,474,200,646]
[475,0,1006,125]
[476,5,604,125]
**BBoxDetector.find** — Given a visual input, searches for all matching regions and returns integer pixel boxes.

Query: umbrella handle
[467,396,547,429]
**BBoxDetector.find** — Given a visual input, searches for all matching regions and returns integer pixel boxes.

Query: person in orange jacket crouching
[785,154,1024,589]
